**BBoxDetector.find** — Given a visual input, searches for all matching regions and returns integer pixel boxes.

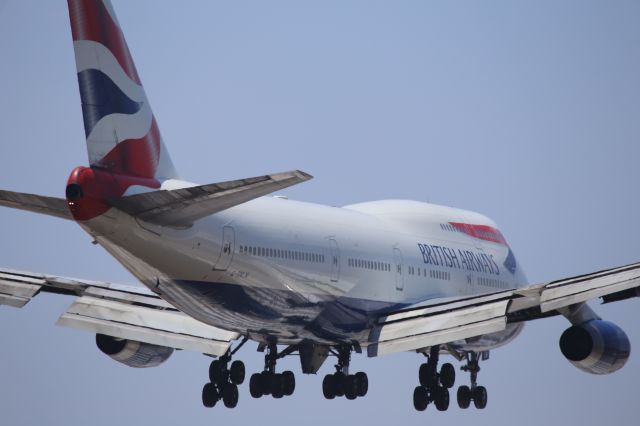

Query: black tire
[473,386,488,409]
[222,383,239,409]
[355,372,368,397]
[457,385,471,409]
[323,374,336,399]
[439,363,455,389]
[413,386,428,411]
[271,374,284,399]
[434,386,450,411]
[333,373,345,397]
[209,360,223,383]
[282,370,296,396]
[260,371,272,395]
[418,363,430,387]
[345,375,358,400]
[202,382,218,408]
[249,373,263,398]
[230,360,245,385]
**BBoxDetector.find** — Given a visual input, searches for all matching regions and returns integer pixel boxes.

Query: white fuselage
[81,188,528,348]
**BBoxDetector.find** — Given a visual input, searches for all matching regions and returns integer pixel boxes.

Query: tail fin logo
[68,0,176,181]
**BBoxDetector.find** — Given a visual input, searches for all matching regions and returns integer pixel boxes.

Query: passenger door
[213,226,235,271]
[328,238,340,282]
[393,247,404,291]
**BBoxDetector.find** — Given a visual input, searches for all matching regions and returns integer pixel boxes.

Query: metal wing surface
[0,268,239,356]
[110,170,313,228]
[367,262,640,357]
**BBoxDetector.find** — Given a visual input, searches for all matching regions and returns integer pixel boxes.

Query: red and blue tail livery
[68,0,176,181]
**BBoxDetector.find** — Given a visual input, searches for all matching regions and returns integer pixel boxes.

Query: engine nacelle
[96,334,174,368]
[559,320,630,375]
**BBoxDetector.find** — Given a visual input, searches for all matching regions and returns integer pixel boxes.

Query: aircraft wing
[110,170,313,228]
[0,268,239,356]
[367,262,640,357]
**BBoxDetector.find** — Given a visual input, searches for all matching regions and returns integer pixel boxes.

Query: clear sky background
[1,1,639,425]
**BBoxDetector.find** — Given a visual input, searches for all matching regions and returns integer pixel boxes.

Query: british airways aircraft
[1,0,638,412]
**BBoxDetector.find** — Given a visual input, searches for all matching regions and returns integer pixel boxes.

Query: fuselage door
[393,247,404,291]
[214,226,235,271]
[328,238,340,282]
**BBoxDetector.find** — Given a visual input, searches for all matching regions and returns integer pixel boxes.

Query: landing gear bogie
[413,346,455,412]
[248,342,297,400]
[201,337,249,409]
[321,345,368,401]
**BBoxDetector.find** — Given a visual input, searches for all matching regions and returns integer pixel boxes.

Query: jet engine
[96,334,174,368]
[559,320,630,375]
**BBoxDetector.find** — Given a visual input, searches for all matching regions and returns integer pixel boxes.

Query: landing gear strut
[413,346,456,412]
[322,345,368,400]
[202,337,248,409]
[249,341,296,399]
[457,351,488,409]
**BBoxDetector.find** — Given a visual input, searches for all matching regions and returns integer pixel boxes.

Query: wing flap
[368,262,640,357]
[368,300,509,357]
[0,267,239,357]
[540,264,640,312]
[58,296,237,356]
[111,170,312,227]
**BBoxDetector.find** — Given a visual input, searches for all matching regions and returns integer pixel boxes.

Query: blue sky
[0,1,639,425]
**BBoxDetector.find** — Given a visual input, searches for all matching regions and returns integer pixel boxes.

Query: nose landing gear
[457,351,488,409]
[412,346,456,412]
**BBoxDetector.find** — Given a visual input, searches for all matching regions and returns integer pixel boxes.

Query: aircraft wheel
[260,371,272,395]
[434,386,450,411]
[202,382,218,408]
[222,383,239,408]
[230,360,245,385]
[344,375,358,400]
[473,386,488,409]
[457,385,471,409]
[209,360,223,383]
[282,370,296,396]
[418,363,430,387]
[271,374,284,399]
[439,363,455,388]
[355,372,368,397]
[322,374,336,399]
[333,372,345,397]
[249,373,263,398]
[413,386,428,411]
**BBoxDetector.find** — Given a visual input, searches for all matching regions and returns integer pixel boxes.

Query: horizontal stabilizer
[0,190,72,220]
[111,170,312,227]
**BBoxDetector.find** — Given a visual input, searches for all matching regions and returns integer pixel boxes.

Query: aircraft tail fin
[67,0,177,181]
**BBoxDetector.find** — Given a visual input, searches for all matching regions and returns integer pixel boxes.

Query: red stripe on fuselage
[68,0,141,85]
[449,222,508,246]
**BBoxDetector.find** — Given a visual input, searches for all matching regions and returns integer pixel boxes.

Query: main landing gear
[456,351,488,410]
[202,337,248,409]
[322,345,368,400]
[248,341,296,399]
[412,346,456,412]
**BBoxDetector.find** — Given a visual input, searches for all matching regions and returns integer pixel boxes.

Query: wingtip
[295,170,314,181]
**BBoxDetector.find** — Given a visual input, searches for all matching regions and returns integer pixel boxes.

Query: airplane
[1,0,638,413]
